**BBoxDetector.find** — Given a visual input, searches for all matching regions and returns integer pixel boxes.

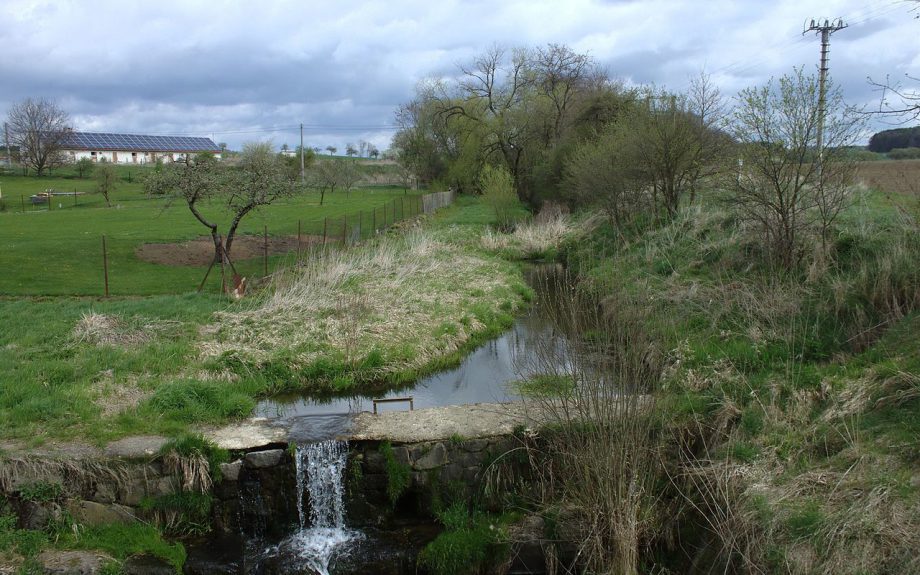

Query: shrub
[479,165,519,232]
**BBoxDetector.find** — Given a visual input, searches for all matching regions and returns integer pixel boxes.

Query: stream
[187,265,568,574]
[254,264,567,442]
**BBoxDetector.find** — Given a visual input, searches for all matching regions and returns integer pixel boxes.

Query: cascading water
[286,440,361,575]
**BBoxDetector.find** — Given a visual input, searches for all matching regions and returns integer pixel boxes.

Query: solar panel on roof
[61,132,218,152]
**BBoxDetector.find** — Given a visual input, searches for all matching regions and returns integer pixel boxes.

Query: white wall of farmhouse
[66,150,222,164]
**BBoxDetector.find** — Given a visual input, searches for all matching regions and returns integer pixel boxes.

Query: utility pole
[803,18,847,172]
[299,123,305,185]
[3,122,10,167]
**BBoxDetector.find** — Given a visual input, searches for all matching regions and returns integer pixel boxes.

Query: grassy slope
[0,195,529,446]
[564,184,920,573]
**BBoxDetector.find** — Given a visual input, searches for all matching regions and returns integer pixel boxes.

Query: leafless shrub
[507,270,666,575]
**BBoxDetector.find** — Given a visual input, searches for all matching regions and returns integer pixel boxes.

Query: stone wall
[346,436,517,528]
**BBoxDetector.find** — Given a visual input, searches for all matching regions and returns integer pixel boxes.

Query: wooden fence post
[102,235,109,297]
[342,214,347,244]
[263,225,268,276]
[323,217,328,244]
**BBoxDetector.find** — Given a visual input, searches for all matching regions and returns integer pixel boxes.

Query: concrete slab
[207,418,290,450]
[346,402,539,443]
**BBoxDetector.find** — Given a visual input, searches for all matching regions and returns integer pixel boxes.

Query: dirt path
[135,234,329,266]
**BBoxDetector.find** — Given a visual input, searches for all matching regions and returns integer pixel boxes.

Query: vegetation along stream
[254,264,569,442]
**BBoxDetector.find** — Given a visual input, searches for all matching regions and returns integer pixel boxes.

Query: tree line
[391,44,866,268]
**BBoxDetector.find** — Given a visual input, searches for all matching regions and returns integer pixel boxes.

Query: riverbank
[0,196,543,448]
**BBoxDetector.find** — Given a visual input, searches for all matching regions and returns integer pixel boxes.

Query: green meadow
[0,166,422,295]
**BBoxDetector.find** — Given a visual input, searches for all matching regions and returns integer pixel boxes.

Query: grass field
[856,158,920,197]
[0,168,423,295]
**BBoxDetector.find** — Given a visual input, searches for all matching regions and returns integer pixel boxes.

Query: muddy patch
[136,235,328,267]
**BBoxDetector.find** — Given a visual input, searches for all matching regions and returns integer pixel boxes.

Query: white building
[60,131,222,164]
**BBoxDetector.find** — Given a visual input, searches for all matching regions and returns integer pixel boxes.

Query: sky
[1,0,917,151]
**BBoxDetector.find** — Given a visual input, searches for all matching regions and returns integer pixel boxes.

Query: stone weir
[0,403,552,574]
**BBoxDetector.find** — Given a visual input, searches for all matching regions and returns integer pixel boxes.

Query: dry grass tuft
[73,312,181,347]
[0,455,128,497]
[161,451,211,493]
[481,211,588,258]
[90,371,152,418]
[200,229,523,379]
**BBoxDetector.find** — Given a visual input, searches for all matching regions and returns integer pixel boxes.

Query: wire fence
[83,189,455,297]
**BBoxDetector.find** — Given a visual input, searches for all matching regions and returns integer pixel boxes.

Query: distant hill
[868,126,920,153]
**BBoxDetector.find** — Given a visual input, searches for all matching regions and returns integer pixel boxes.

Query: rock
[459,438,493,453]
[412,443,447,471]
[37,550,112,575]
[394,446,411,468]
[66,500,137,526]
[507,514,550,575]
[18,501,61,531]
[122,554,175,575]
[104,436,169,459]
[219,460,242,482]
[207,419,289,450]
[90,481,118,504]
[243,449,285,469]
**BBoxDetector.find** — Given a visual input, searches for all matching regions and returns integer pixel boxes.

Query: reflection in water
[254,265,569,442]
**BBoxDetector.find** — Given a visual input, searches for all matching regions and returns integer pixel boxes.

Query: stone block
[243,449,285,469]
[219,460,242,482]
[122,553,176,575]
[66,500,137,526]
[104,436,169,459]
[38,550,112,575]
[412,442,447,471]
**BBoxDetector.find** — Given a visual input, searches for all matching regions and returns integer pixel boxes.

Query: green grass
[0,195,545,445]
[0,170,425,295]
[560,183,920,574]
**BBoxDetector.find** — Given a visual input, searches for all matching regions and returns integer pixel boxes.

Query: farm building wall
[66,150,222,164]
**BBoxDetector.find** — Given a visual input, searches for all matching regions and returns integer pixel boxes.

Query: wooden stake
[102,235,109,297]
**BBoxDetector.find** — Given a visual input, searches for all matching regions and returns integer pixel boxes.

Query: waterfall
[289,440,359,575]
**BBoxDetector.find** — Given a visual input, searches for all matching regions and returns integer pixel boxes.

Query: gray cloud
[1,0,917,150]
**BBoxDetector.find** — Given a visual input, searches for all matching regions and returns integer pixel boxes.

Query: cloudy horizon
[2,0,917,151]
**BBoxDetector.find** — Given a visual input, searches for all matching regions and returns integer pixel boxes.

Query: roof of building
[61,132,220,153]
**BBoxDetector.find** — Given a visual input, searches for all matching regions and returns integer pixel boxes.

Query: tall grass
[502,270,666,574]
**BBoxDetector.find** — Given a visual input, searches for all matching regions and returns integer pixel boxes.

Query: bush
[479,165,519,232]
[888,147,920,160]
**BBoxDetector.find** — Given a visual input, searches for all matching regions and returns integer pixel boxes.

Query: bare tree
[325,145,337,155]
[871,73,920,121]
[224,142,297,254]
[310,160,361,205]
[345,143,358,157]
[727,68,865,267]
[144,144,296,290]
[95,163,117,206]
[534,43,600,144]
[6,98,70,176]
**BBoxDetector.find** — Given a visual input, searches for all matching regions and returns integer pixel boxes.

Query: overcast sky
[1,0,917,151]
